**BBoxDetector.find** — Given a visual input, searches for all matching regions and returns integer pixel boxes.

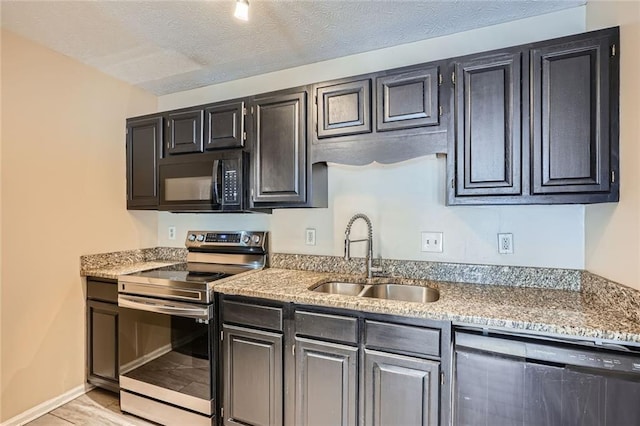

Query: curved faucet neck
[344,213,375,278]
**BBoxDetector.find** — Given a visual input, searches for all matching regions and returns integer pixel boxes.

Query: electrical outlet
[305,228,316,246]
[168,226,176,240]
[498,233,513,254]
[421,232,443,253]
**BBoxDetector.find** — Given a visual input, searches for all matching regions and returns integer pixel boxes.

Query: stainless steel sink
[311,282,366,296]
[311,281,439,303]
[360,284,439,303]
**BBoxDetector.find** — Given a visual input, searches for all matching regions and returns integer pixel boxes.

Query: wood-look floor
[26,389,156,426]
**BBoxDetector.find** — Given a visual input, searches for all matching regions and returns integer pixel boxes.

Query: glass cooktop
[127,263,232,284]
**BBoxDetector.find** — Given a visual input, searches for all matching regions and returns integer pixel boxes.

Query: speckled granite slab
[213,268,640,345]
[80,247,186,279]
[270,254,582,291]
[582,271,640,325]
[79,248,640,344]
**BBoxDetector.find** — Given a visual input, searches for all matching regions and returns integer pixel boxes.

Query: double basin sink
[311,281,439,303]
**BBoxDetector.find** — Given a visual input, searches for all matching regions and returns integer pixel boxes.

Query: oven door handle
[118,295,213,321]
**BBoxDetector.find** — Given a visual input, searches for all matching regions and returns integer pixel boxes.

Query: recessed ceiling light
[234,0,249,21]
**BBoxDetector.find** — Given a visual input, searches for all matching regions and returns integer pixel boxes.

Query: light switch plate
[421,232,443,252]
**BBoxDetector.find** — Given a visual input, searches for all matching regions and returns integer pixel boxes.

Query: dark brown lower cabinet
[363,349,440,426]
[294,337,358,426]
[86,278,119,392]
[222,324,283,426]
[221,297,450,426]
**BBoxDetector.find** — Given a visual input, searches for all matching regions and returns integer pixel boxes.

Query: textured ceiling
[1,0,584,95]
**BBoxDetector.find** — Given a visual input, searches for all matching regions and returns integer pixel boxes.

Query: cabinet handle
[292,344,296,357]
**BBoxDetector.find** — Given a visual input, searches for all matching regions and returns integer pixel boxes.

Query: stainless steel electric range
[117,231,268,426]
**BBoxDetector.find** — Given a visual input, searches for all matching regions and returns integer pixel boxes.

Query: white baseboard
[2,383,94,426]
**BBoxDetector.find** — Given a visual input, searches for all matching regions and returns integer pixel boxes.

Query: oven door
[118,294,215,416]
[158,151,246,212]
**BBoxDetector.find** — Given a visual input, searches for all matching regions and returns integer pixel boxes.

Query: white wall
[585,1,640,291]
[158,7,587,269]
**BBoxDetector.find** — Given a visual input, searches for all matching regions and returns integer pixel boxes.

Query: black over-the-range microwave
[158,150,250,212]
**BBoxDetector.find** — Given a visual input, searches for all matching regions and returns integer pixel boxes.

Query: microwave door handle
[211,159,221,205]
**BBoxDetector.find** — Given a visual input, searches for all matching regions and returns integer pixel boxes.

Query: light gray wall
[157,7,587,269]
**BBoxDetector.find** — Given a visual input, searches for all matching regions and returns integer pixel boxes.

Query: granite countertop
[79,248,640,344]
[80,247,187,280]
[81,261,181,280]
[214,268,640,344]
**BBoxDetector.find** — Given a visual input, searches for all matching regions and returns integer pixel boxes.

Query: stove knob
[242,234,251,244]
[188,234,197,242]
[196,234,205,242]
[251,234,261,244]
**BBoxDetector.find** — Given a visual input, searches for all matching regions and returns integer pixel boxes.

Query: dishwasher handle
[118,294,213,321]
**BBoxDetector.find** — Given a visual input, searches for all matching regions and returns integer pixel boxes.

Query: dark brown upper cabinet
[448,27,619,205]
[126,115,162,209]
[531,33,614,198]
[316,79,372,138]
[166,109,204,155]
[453,51,522,198]
[250,87,327,208]
[311,63,448,166]
[376,66,440,131]
[204,101,245,150]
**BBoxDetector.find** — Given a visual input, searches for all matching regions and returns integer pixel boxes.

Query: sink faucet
[344,213,380,279]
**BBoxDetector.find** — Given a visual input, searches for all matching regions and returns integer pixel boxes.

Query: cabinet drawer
[295,311,358,344]
[87,278,118,303]
[223,300,283,332]
[365,320,440,358]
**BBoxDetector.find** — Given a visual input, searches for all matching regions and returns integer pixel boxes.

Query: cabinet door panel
[223,324,283,426]
[377,67,439,131]
[531,36,611,194]
[454,52,522,197]
[317,80,371,138]
[126,116,161,209]
[295,337,357,426]
[166,110,204,155]
[205,102,245,149]
[252,91,307,204]
[87,300,119,384]
[364,349,439,426]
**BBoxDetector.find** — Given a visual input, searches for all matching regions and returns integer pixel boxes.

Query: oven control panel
[185,231,268,249]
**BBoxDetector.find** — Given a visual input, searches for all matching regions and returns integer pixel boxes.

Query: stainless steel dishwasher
[453,328,640,426]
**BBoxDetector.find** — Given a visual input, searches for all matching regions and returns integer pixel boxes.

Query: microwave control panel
[224,169,238,204]
[222,159,240,205]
